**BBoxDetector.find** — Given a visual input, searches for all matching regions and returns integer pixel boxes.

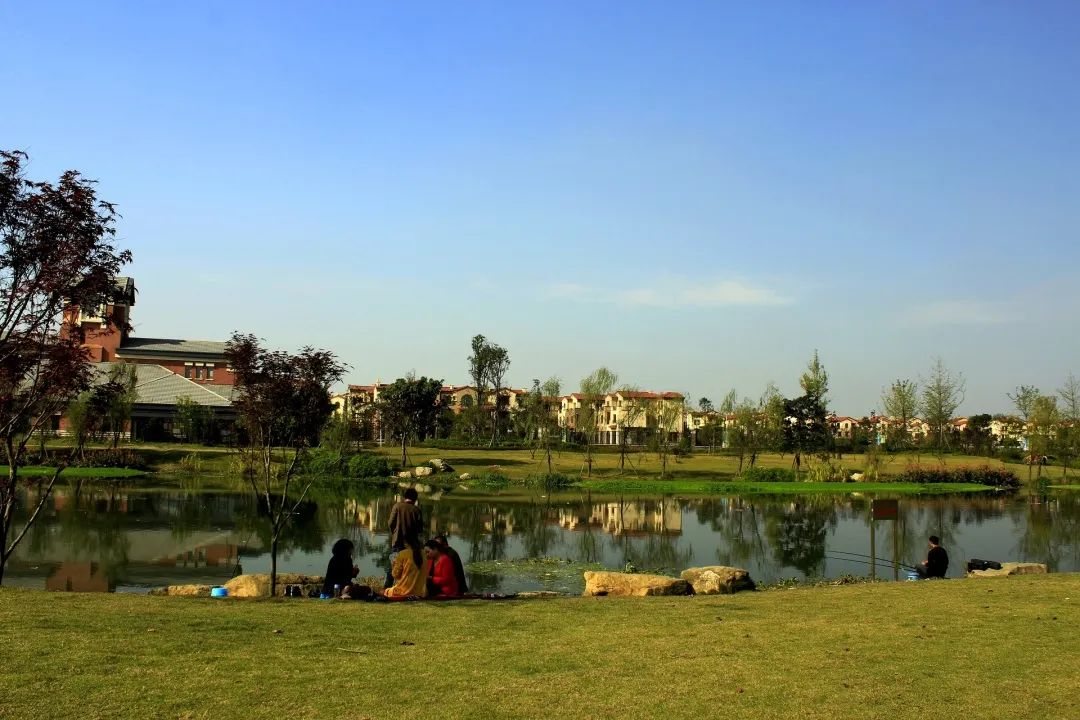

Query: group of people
[322,487,469,600]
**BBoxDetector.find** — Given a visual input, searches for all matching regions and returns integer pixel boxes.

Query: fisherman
[917,535,949,578]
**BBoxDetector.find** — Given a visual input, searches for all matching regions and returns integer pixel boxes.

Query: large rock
[967,562,1048,579]
[414,466,433,477]
[429,458,453,472]
[583,571,692,597]
[223,573,325,598]
[680,566,756,594]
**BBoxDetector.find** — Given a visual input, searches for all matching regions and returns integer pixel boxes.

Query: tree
[0,150,132,585]
[1008,384,1041,476]
[578,367,617,477]
[719,389,738,449]
[881,379,919,450]
[104,362,138,447]
[759,382,786,453]
[1058,373,1080,480]
[225,333,344,596]
[1029,395,1059,481]
[615,387,648,472]
[377,375,443,467]
[920,357,965,454]
[523,377,561,476]
[728,398,759,473]
[651,395,686,479]
[800,350,830,408]
[486,343,510,447]
[175,396,215,444]
[697,397,719,454]
[782,394,829,476]
[467,335,491,442]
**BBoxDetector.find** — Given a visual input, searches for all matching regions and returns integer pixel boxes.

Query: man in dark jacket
[388,487,423,551]
[433,534,468,594]
[918,535,949,578]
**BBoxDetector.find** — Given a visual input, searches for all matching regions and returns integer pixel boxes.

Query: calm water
[6,483,1078,594]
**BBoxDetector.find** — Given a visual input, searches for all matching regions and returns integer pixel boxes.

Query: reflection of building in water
[154,543,238,568]
[46,562,112,592]
[343,498,387,532]
[557,502,682,536]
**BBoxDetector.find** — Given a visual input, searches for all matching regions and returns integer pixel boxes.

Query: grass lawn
[575,479,994,495]
[0,465,148,479]
[1,575,1077,719]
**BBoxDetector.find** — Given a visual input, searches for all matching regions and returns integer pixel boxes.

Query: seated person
[383,542,430,598]
[323,538,360,597]
[433,534,468,594]
[917,535,949,579]
[425,539,460,597]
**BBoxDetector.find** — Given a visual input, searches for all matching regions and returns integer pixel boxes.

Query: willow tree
[0,150,132,585]
[225,333,344,595]
[578,367,617,477]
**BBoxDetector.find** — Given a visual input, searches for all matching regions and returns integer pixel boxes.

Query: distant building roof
[92,362,234,408]
[117,337,228,359]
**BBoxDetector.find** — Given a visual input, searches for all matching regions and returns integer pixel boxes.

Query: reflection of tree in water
[1017,493,1080,572]
[692,498,768,569]
[765,499,834,577]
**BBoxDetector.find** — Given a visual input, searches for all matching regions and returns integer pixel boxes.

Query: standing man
[388,487,423,551]
[918,535,949,578]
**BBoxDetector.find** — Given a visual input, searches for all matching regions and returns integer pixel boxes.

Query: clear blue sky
[3,1,1078,414]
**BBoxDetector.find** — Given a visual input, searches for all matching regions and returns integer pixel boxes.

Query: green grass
[1,575,1077,719]
[1,465,148,479]
[576,479,994,495]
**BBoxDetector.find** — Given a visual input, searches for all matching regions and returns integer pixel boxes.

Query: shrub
[177,453,203,474]
[70,448,148,470]
[520,472,575,491]
[303,448,348,477]
[806,458,849,483]
[893,465,1020,490]
[468,471,512,490]
[346,453,393,479]
[739,467,796,483]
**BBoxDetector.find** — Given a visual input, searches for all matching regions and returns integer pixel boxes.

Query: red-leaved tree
[0,150,132,584]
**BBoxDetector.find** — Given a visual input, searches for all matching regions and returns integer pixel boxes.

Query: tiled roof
[118,337,228,357]
[92,362,234,408]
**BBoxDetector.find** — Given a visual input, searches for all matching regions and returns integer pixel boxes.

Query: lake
[6,483,1078,594]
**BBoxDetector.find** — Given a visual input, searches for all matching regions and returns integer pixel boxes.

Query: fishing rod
[822,554,917,573]
[825,548,920,569]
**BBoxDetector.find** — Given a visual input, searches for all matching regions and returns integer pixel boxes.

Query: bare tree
[0,150,131,585]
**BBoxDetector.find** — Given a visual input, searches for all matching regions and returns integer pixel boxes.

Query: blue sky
[3,1,1077,414]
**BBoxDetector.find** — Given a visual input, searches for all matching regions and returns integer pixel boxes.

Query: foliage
[174,396,217,444]
[0,150,131,584]
[346,452,394,479]
[920,357,965,451]
[467,471,512,490]
[520,472,574,491]
[577,367,618,477]
[881,379,919,448]
[739,467,797,483]
[225,332,345,594]
[892,465,1020,489]
[805,456,849,483]
[176,453,204,475]
[782,393,830,471]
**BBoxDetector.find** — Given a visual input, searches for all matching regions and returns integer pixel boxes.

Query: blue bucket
[210,586,229,598]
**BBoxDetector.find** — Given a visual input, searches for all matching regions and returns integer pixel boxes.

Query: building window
[195,367,204,380]
[207,366,215,381]
[184,366,193,378]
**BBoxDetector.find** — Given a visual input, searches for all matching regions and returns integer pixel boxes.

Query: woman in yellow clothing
[383,542,430,598]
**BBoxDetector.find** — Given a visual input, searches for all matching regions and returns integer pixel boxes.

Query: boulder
[429,458,453,472]
[414,466,433,477]
[397,471,412,479]
[459,473,471,481]
[680,566,756,595]
[223,573,325,598]
[583,571,692,597]
[967,562,1048,579]
[850,472,865,482]
[148,584,214,597]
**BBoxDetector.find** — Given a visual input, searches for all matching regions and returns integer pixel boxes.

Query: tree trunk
[401,436,407,468]
[270,533,279,597]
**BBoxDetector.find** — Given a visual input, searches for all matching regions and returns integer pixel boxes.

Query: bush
[739,467,796,483]
[304,448,348,477]
[69,448,148,470]
[468,471,512,490]
[520,472,575,491]
[893,465,1020,490]
[806,458,849,483]
[346,453,393,479]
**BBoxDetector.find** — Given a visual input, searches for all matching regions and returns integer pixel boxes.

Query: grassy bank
[1,575,1077,719]
[1,465,148,479]
[575,478,995,495]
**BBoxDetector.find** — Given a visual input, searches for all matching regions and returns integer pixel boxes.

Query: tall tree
[881,379,919,450]
[800,350,830,407]
[486,343,510,447]
[378,375,444,467]
[651,395,686,479]
[104,361,138,447]
[920,357,965,454]
[697,396,719,455]
[719,389,738,450]
[615,388,648,472]
[0,150,131,585]
[1029,395,1060,481]
[1008,385,1041,477]
[782,393,830,476]
[1058,373,1080,480]
[225,333,344,595]
[578,367,617,477]
[467,334,490,441]
[523,377,561,476]
[759,382,786,453]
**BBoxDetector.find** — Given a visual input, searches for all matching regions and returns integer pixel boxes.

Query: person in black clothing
[917,535,949,578]
[433,534,468,594]
[323,538,361,597]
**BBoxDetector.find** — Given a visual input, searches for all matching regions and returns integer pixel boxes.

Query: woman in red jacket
[424,539,460,597]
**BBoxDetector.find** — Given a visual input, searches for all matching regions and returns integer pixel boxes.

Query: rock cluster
[680,566,756,594]
[967,562,1048,578]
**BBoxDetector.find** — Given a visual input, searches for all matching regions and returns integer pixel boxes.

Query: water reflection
[7,484,1079,594]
